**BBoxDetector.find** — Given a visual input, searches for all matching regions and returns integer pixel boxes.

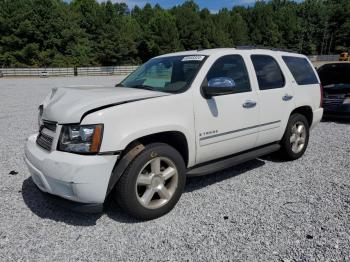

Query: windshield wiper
[118,84,173,94]
[115,83,124,87]
[130,84,155,91]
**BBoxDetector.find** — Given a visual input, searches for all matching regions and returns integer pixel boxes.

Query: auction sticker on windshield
[181,55,205,62]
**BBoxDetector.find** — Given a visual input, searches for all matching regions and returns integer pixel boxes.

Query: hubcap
[135,157,178,209]
[290,121,306,154]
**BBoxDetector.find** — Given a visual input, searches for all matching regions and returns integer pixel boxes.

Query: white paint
[25,48,323,204]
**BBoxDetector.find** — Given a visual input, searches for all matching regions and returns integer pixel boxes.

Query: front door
[193,54,260,164]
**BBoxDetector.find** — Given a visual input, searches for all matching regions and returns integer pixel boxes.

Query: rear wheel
[280,113,310,160]
[115,143,186,220]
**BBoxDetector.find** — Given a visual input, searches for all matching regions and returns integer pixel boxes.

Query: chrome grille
[36,131,54,151]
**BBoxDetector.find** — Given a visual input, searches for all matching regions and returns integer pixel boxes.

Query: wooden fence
[77,66,138,76]
[0,66,138,77]
[0,67,74,77]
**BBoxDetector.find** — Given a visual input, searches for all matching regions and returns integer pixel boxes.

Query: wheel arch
[134,131,189,167]
[105,130,190,197]
[290,106,313,127]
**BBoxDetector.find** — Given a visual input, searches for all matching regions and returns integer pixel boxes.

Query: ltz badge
[199,130,218,137]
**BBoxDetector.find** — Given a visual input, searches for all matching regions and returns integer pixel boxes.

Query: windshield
[119,55,206,93]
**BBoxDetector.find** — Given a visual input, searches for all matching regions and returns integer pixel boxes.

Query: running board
[187,143,280,177]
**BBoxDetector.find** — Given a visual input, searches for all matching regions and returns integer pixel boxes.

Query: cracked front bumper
[24,134,118,205]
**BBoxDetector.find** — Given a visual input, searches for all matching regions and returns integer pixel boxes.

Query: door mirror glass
[208,77,236,89]
[203,77,236,98]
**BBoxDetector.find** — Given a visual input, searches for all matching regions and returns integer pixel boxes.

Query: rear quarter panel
[292,56,321,111]
[285,55,323,129]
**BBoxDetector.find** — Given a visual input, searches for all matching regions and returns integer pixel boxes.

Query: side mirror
[203,77,236,98]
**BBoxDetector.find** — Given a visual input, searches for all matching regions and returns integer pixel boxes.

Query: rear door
[250,54,295,146]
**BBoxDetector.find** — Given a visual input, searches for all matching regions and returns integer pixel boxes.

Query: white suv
[25,48,323,219]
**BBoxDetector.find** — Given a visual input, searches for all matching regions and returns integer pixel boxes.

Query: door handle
[243,100,257,109]
[282,94,293,101]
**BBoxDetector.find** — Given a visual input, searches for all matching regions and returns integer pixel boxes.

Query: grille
[43,120,57,132]
[36,132,54,151]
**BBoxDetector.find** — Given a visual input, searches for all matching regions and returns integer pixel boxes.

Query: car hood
[41,85,168,124]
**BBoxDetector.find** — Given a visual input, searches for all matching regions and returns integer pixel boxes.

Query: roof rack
[235,45,299,53]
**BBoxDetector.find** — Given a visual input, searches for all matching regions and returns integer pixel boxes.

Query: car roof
[156,48,305,59]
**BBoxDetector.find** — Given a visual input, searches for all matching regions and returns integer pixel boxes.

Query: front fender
[81,93,196,166]
[117,125,190,148]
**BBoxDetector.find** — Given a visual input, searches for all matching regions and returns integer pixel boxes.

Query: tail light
[319,84,324,108]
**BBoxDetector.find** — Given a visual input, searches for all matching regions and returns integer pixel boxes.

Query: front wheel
[114,143,186,220]
[280,113,310,160]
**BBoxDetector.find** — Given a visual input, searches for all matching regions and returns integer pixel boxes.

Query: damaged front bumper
[24,134,118,211]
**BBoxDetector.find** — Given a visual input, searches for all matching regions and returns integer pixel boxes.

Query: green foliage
[0,0,349,67]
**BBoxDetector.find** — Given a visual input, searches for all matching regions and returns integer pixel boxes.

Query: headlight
[343,97,350,104]
[58,124,103,154]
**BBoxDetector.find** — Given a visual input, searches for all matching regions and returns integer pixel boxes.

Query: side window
[282,56,319,85]
[251,55,285,90]
[206,55,251,93]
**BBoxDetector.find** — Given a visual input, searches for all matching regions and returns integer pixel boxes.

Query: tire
[280,113,310,160]
[114,143,186,220]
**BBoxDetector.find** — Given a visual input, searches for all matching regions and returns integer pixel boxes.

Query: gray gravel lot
[0,76,349,261]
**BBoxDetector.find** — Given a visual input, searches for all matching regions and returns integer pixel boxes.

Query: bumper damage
[24,134,118,211]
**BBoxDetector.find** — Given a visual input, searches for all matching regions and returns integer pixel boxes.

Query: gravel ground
[0,76,349,261]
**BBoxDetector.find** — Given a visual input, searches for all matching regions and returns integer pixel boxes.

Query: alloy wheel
[135,157,179,209]
[290,121,307,154]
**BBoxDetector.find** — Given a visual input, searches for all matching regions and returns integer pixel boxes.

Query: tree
[147,10,180,56]
[171,1,203,50]
[248,2,282,47]
[0,0,348,67]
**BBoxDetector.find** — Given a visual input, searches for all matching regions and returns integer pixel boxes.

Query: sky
[101,0,259,12]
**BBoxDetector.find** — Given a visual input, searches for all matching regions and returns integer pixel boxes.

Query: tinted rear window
[251,55,285,90]
[282,56,319,85]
